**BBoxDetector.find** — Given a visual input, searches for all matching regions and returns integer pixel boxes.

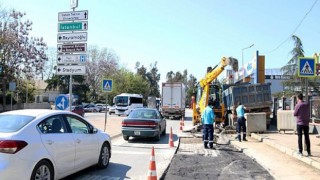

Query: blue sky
[1,0,320,83]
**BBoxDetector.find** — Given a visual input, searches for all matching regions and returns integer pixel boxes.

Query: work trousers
[297,124,311,154]
[237,116,247,141]
[203,124,214,148]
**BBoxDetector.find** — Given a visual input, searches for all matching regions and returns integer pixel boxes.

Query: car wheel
[155,129,161,141]
[123,135,129,141]
[162,126,166,135]
[97,142,111,169]
[30,160,54,180]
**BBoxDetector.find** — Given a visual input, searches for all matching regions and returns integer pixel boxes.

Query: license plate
[134,131,141,135]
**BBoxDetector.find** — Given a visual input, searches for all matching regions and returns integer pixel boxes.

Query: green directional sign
[58,21,88,32]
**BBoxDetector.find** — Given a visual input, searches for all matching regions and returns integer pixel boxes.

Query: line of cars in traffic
[71,104,116,117]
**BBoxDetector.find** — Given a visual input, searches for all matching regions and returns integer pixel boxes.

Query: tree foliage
[0,9,48,109]
[280,35,319,94]
[165,69,197,106]
[85,47,119,102]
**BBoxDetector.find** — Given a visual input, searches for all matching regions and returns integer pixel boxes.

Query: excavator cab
[209,84,225,124]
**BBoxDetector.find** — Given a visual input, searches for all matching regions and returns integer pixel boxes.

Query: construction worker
[202,99,215,149]
[236,101,248,142]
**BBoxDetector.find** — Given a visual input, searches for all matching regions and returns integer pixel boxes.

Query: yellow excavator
[192,57,238,126]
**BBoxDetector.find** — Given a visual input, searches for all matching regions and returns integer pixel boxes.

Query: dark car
[121,108,166,141]
[71,105,85,117]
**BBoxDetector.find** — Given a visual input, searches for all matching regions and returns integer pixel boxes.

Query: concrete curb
[250,133,320,171]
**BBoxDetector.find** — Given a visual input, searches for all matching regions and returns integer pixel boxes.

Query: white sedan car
[0,109,111,180]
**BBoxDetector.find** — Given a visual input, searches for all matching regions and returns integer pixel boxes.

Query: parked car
[109,105,116,115]
[121,108,166,141]
[0,109,111,180]
[84,104,100,112]
[96,104,106,112]
[71,105,85,117]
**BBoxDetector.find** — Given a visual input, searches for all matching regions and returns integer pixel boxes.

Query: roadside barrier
[147,146,157,180]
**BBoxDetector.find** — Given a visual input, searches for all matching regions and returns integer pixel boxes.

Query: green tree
[136,61,161,99]
[0,9,48,110]
[110,68,149,104]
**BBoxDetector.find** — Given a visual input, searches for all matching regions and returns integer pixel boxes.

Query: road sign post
[102,79,113,131]
[298,57,315,103]
[57,3,88,111]
[55,95,69,110]
[58,21,88,32]
[57,54,87,64]
[58,10,88,21]
[57,32,87,43]
[298,57,315,77]
[56,65,86,75]
[57,43,87,53]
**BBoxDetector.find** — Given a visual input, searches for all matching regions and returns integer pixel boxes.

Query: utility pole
[242,44,254,82]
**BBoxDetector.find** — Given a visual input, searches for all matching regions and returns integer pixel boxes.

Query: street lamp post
[242,44,254,82]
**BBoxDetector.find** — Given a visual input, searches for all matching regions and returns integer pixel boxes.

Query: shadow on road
[62,162,131,180]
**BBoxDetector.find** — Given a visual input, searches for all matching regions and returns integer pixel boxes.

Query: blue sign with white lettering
[298,58,315,77]
[55,95,69,110]
[102,79,113,92]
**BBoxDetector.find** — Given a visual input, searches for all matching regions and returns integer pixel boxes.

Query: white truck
[161,82,186,119]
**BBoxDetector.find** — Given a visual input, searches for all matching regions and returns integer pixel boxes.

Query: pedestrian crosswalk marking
[301,61,313,74]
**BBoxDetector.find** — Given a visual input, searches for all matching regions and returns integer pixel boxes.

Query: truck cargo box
[222,83,272,110]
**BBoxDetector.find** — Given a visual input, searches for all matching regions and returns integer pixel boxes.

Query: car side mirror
[92,128,98,134]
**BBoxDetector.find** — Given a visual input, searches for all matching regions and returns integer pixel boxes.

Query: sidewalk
[229,131,320,179]
[89,114,320,179]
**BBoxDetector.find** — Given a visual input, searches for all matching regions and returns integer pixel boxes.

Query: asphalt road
[61,110,274,180]
[62,113,180,180]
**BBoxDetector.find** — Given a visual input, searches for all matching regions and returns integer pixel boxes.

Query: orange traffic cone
[181,117,185,126]
[147,146,157,180]
[169,127,174,148]
[179,119,183,131]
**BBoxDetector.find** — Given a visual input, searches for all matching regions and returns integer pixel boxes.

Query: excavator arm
[192,57,238,125]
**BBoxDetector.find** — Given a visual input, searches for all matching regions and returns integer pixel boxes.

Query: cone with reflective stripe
[179,118,183,131]
[169,127,174,148]
[147,146,157,180]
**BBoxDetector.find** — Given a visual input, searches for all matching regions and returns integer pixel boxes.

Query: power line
[264,0,318,54]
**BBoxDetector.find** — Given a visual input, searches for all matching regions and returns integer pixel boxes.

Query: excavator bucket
[225,57,238,72]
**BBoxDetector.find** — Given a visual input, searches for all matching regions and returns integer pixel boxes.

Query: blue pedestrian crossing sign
[55,95,69,110]
[102,79,113,92]
[298,57,315,77]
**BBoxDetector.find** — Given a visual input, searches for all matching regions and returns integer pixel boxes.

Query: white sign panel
[57,54,87,64]
[70,0,78,9]
[58,10,88,21]
[56,65,86,75]
[57,32,87,43]
[57,43,87,53]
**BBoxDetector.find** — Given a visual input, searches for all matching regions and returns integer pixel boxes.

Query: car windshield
[0,114,35,133]
[128,109,157,119]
